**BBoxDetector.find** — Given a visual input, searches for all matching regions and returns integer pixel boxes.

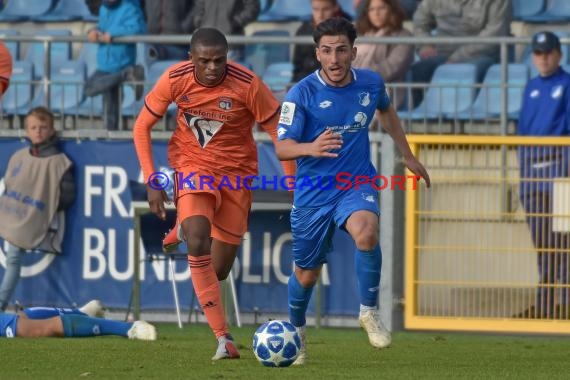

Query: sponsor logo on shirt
[530,89,540,98]
[219,97,233,110]
[551,85,563,99]
[319,100,332,108]
[279,102,296,126]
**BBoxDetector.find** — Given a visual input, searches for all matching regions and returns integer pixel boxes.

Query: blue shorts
[290,183,379,269]
[0,313,18,338]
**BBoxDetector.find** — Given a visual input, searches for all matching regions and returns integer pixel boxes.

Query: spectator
[0,41,12,97]
[292,0,352,83]
[516,31,570,320]
[144,0,195,60]
[1,300,156,340]
[353,0,414,110]
[410,0,512,106]
[84,0,147,130]
[354,0,420,20]
[0,107,76,312]
[190,0,260,61]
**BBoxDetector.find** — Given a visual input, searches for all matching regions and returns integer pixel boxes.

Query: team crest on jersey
[551,85,563,99]
[183,113,224,148]
[358,92,371,106]
[219,97,232,110]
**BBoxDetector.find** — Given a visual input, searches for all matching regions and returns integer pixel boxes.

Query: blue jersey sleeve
[277,87,306,141]
[375,81,391,112]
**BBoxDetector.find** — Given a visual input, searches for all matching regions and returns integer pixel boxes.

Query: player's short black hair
[190,28,229,52]
[313,17,357,46]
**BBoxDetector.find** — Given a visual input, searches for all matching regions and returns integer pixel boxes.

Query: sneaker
[163,223,184,253]
[211,334,240,360]
[79,300,106,318]
[292,327,307,365]
[127,321,157,341]
[126,64,145,101]
[358,310,391,348]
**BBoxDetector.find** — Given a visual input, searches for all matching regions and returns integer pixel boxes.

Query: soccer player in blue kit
[275,17,430,365]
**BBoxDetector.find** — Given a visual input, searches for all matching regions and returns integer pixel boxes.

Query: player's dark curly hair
[313,17,357,47]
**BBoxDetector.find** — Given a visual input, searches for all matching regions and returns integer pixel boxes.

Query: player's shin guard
[60,315,131,337]
[355,245,382,307]
[188,254,228,338]
[288,274,314,327]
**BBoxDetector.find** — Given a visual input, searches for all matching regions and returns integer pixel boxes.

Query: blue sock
[355,245,382,307]
[288,274,314,327]
[24,307,86,319]
[60,315,132,337]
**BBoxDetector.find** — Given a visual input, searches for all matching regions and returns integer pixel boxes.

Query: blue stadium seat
[33,61,86,113]
[258,0,312,22]
[455,64,528,121]
[245,29,290,75]
[33,0,97,22]
[262,62,293,92]
[0,0,55,21]
[512,0,544,20]
[77,43,99,77]
[122,60,178,118]
[521,0,570,23]
[0,29,19,60]
[398,64,477,121]
[260,0,273,13]
[24,29,71,80]
[0,60,34,116]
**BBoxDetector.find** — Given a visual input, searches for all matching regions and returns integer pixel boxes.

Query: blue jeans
[84,68,129,130]
[0,243,23,312]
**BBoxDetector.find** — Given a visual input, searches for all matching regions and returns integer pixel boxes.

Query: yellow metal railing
[405,135,570,334]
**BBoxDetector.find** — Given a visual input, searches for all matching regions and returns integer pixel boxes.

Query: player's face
[190,44,228,86]
[25,115,55,145]
[315,34,356,87]
[533,49,562,77]
[312,0,339,25]
[367,0,390,30]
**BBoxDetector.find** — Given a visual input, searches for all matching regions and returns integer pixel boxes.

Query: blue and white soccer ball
[252,320,301,367]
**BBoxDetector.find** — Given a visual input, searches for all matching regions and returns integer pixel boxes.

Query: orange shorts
[173,169,252,245]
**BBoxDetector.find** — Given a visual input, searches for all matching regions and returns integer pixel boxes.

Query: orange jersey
[139,61,280,179]
[0,42,13,96]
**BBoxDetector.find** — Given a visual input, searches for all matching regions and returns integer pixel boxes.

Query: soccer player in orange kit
[133,27,295,360]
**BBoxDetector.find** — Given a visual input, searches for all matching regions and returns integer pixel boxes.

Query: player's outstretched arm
[376,106,431,188]
[275,129,343,161]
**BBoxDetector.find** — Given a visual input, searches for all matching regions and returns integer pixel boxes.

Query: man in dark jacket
[292,0,352,83]
[191,0,260,61]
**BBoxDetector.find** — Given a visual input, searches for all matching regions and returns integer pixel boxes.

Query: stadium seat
[244,29,290,75]
[262,62,293,92]
[520,0,570,23]
[0,29,19,60]
[398,64,477,121]
[77,43,99,77]
[0,60,34,117]
[33,61,86,113]
[0,0,55,21]
[512,0,544,20]
[455,64,528,121]
[259,0,273,13]
[24,29,72,80]
[33,0,97,22]
[258,0,312,22]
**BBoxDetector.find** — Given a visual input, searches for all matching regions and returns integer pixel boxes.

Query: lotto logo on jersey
[219,97,232,110]
[279,102,296,125]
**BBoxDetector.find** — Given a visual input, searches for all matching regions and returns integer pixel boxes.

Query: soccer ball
[252,320,301,367]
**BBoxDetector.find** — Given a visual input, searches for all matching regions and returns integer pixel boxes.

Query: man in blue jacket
[517,31,570,320]
[84,0,147,130]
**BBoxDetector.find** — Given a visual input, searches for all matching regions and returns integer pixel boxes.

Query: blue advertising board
[0,139,359,316]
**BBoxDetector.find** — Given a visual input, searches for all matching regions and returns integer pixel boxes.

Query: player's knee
[185,236,211,254]
[354,229,378,251]
[296,270,319,288]
[215,266,231,281]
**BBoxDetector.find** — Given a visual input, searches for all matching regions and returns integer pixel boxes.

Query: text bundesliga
[147,171,421,191]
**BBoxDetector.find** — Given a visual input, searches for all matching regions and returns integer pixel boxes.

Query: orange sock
[188,254,228,338]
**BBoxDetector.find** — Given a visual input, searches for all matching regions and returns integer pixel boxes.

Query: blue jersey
[518,66,570,195]
[278,68,391,207]
[0,313,18,338]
